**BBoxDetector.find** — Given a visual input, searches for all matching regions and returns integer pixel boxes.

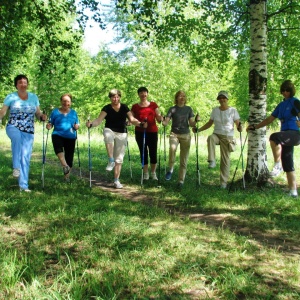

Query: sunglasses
[217,97,227,100]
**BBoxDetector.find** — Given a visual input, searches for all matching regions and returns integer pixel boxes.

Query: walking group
[0,75,300,197]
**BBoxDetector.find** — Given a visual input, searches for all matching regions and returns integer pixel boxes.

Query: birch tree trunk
[246,0,269,182]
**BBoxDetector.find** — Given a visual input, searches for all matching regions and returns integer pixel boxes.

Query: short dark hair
[280,80,296,97]
[137,87,148,94]
[14,74,29,88]
[60,93,73,101]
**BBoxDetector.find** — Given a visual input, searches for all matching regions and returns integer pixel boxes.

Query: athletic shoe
[20,188,31,193]
[13,168,20,178]
[143,172,149,180]
[208,161,216,169]
[269,165,282,177]
[289,191,298,198]
[177,182,184,189]
[63,165,70,175]
[106,161,115,171]
[114,180,123,189]
[151,172,158,180]
[220,183,227,189]
[165,171,172,180]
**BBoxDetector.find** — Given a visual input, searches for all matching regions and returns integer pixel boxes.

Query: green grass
[0,124,300,299]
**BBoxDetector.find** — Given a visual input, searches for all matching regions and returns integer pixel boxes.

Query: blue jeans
[6,125,34,189]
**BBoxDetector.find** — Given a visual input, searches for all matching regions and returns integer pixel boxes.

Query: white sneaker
[151,172,158,180]
[143,172,149,180]
[20,188,31,193]
[289,190,298,198]
[220,183,227,189]
[113,180,123,189]
[13,168,20,178]
[106,161,115,171]
[208,161,216,169]
[269,165,282,177]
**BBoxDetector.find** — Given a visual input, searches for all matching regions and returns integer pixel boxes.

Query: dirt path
[76,168,300,258]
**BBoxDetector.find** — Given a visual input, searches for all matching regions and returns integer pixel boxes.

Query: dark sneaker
[165,171,172,180]
[177,182,183,189]
[63,165,70,175]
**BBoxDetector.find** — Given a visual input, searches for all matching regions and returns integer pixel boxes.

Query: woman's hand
[46,123,52,130]
[246,124,256,132]
[86,121,92,128]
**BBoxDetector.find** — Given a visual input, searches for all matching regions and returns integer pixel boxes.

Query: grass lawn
[0,124,300,299]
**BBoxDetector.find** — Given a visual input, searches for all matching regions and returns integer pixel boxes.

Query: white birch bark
[246,0,269,181]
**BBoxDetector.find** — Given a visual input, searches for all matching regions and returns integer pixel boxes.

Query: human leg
[135,131,149,176]
[281,145,298,196]
[207,133,219,168]
[103,128,116,171]
[147,132,158,179]
[6,125,22,173]
[63,138,76,181]
[166,132,179,180]
[219,135,231,187]
[178,133,191,183]
[52,135,70,176]
[113,132,127,188]
[19,131,34,190]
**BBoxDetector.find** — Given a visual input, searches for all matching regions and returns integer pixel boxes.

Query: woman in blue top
[247,80,300,197]
[46,93,79,182]
[0,74,47,192]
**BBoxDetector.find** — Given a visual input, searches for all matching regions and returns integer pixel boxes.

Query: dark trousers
[52,134,76,168]
[270,130,300,172]
[135,131,158,166]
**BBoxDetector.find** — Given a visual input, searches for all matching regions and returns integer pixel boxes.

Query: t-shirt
[131,102,158,133]
[102,103,129,133]
[210,107,240,137]
[49,108,79,139]
[272,97,300,131]
[166,105,194,134]
[4,91,40,134]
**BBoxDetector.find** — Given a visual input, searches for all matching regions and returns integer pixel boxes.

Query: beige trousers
[169,132,191,183]
[207,133,233,185]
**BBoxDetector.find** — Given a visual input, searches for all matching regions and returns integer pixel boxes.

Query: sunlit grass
[0,124,300,299]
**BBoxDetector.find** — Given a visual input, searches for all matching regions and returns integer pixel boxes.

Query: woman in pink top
[131,87,163,180]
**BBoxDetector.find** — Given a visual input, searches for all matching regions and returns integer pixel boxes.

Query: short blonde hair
[108,89,121,98]
[174,90,186,105]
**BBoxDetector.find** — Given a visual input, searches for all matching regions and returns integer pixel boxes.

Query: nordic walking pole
[163,124,167,175]
[75,123,82,178]
[228,132,248,193]
[194,113,201,187]
[41,116,45,188]
[88,116,92,189]
[41,110,49,189]
[157,121,163,188]
[240,123,245,189]
[125,122,133,180]
[141,118,147,187]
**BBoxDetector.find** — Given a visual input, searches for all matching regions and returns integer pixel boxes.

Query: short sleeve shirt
[50,108,79,139]
[166,105,194,134]
[210,107,240,136]
[4,92,40,134]
[102,103,129,133]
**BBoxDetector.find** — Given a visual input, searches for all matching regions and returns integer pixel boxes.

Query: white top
[210,107,240,136]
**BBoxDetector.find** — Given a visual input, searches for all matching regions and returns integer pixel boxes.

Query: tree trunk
[246,0,269,183]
